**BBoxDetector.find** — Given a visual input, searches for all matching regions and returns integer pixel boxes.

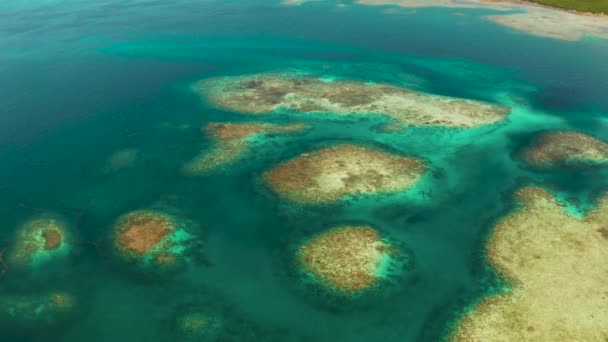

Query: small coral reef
[0,291,76,332]
[193,73,509,128]
[264,144,426,204]
[9,216,72,270]
[182,122,307,175]
[112,210,200,274]
[450,187,608,341]
[521,131,608,168]
[167,294,287,342]
[296,226,409,294]
[175,311,223,341]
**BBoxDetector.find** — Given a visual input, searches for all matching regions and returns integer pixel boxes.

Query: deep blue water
[1,1,607,341]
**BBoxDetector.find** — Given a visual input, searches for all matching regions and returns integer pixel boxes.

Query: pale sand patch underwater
[281,0,322,5]
[194,73,509,128]
[264,144,426,204]
[182,122,307,175]
[354,0,608,41]
[0,292,76,328]
[451,187,608,341]
[104,148,139,172]
[521,131,608,168]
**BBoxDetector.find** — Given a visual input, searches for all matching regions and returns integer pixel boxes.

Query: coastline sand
[285,0,608,40]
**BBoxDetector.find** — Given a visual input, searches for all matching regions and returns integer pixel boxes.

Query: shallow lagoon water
[1,0,608,341]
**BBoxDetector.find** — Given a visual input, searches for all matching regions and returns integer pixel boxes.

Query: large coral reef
[194,73,509,128]
[451,187,608,341]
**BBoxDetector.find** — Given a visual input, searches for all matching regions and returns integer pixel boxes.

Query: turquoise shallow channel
[1,0,608,341]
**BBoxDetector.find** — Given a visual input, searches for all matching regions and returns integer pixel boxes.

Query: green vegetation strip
[528,0,608,13]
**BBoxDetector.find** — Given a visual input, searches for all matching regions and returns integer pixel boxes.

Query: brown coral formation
[114,211,174,256]
[265,144,426,204]
[521,131,608,168]
[451,187,608,341]
[182,122,307,175]
[42,229,62,250]
[193,74,509,128]
[297,226,398,293]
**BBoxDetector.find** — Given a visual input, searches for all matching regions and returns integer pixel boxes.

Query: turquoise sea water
[1,1,608,341]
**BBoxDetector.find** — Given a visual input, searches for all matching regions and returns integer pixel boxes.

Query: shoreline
[354,0,607,16]
[355,0,607,16]
[352,0,608,40]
